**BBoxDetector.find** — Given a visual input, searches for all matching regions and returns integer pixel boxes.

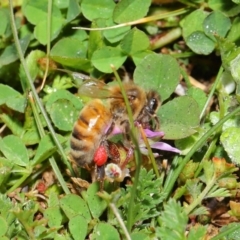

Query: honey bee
[70,79,161,174]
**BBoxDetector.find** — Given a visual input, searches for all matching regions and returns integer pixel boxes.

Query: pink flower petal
[150,142,181,153]
[144,129,165,138]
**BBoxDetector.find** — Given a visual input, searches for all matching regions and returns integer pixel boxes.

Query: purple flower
[108,125,181,155]
[141,129,181,154]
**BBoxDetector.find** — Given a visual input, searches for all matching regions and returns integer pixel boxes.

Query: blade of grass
[39,0,52,91]
[200,66,223,120]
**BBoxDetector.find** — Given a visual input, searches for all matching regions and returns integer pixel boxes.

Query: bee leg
[96,165,105,191]
[84,163,92,172]
[120,147,134,169]
[120,120,133,149]
[153,114,160,130]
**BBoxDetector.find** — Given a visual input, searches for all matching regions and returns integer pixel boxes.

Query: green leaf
[190,206,208,216]
[179,160,199,183]
[202,160,215,184]
[206,186,230,198]
[32,134,65,166]
[0,195,16,227]
[0,157,13,189]
[21,130,41,146]
[158,96,200,139]
[120,28,149,55]
[0,8,9,37]
[47,99,79,131]
[86,182,107,218]
[91,46,127,73]
[186,87,207,113]
[227,17,240,46]
[92,223,120,240]
[66,0,81,23]
[219,223,240,240]
[187,225,207,240]
[50,38,91,72]
[113,0,151,23]
[203,11,231,38]
[186,179,202,200]
[186,31,215,55]
[123,169,164,223]
[133,53,180,101]
[130,232,149,240]
[34,18,63,45]
[208,0,240,17]
[180,9,209,40]
[44,206,63,227]
[45,89,83,131]
[0,216,8,237]
[0,84,26,113]
[48,191,60,208]
[88,21,105,59]
[53,0,69,9]
[24,50,46,80]
[216,35,240,70]
[45,89,83,109]
[81,0,115,21]
[131,50,154,66]
[229,53,240,83]
[180,9,216,54]
[220,127,240,164]
[23,0,62,25]
[0,135,29,167]
[96,18,130,44]
[0,35,31,67]
[60,194,91,222]
[156,198,187,240]
[69,215,88,240]
[210,110,240,131]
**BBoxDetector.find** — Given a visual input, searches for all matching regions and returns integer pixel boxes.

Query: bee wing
[56,68,91,87]
[78,79,115,98]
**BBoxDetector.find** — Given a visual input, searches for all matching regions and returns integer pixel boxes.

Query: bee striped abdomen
[70,100,112,166]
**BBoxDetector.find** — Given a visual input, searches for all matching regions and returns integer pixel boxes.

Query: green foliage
[156,198,188,240]
[158,96,200,139]
[122,169,164,224]
[2,0,240,239]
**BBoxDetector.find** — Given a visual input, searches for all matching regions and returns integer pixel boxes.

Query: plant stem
[150,27,182,50]
[39,0,52,91]
[180,67,192,89]
[6,172,31,194]
[109,203,131,240]
[184,175,216,215]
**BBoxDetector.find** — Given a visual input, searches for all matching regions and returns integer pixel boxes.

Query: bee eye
[150,98,157,110]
